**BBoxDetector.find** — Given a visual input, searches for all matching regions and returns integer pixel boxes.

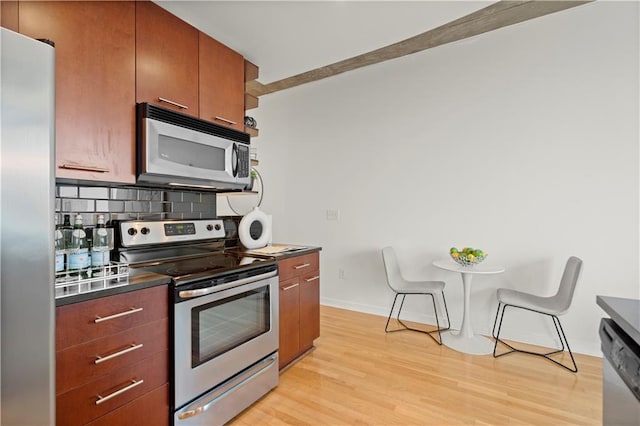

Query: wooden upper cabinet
[199,33,244,131]
[19,1,136,184]
[136,1,199,115]
[1,1,19,32]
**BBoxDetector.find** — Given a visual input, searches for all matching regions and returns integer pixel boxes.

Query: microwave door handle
[231,143,239,177]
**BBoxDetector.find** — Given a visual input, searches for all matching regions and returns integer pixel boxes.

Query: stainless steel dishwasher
[599,318,640,426]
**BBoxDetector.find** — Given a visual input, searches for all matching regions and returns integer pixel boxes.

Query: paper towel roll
[238,207,272,249]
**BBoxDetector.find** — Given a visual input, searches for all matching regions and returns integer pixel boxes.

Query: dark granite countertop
[55,268,171,307]
[597,295,640,345]
[55,244,321,306]
[230,244,322,261]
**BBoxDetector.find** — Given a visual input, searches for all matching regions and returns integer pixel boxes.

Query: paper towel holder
[227,167,263,215]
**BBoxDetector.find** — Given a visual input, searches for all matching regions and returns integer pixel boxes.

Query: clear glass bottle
[91,214,112,270]
[54,215,65,274]
[61,214,73,251]
[67,214,90,278]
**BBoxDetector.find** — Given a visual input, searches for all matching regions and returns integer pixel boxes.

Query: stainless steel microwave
[136,103,251,191]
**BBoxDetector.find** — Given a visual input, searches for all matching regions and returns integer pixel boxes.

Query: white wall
[236,1,640,356]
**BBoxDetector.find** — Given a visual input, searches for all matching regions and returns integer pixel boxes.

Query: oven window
[191,286,270,368]
[159,134,225,171]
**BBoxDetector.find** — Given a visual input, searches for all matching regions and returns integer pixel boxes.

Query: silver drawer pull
[94,307,143,323]
[95,379,144,405]
[177,354,277,420]
[214,116,237,125]
[95,343,144,365]
[282,283,299,291]
[305,276,320,282]
[294,263,311,270]
[158,97,188,109]
[60,164,110,173]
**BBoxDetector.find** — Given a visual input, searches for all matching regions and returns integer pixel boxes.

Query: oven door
[173,272,279,409]
[139,116,250,190]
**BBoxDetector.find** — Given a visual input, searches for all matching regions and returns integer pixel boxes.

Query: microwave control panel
[237,144,250,178]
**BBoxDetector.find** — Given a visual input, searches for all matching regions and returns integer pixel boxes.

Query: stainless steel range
[115,219,279,426]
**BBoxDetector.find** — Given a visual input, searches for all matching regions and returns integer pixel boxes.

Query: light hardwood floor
[232,305,602,425]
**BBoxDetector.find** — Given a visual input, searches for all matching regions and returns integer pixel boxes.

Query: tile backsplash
[56,184,216,226]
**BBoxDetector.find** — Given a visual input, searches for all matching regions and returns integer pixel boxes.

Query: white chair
[491,256,583,372]
[381,246,450,345]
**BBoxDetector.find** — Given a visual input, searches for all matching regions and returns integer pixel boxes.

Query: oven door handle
[178,270,278,299]
[176,353,278,421]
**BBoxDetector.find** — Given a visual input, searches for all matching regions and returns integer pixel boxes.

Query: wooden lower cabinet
[56,285,168,354]
[278,252,321,369]
[279,277,301,367]
[299,271,321,350]
[56,286,169,425]
[86,383,169,426]
[56,318,168,395]
[56,350,168,426]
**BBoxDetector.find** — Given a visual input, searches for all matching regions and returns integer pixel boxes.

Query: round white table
[432,259,505,355]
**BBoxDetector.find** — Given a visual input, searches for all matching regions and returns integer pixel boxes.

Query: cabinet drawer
[278,252,319,281]
[57,285,168,350]
[86,383,169,426]
[56,350,168,426]
[57,318,168,395]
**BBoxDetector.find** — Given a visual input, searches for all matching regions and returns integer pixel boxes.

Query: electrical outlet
[326,209,340,221]
[338,269,345,279]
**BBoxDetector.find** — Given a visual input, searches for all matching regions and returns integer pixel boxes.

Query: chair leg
[385,291,450,345]
[384,293,401,333]
[492,303,578,373]
[551,315,578,373]
[441,292,451,331]
[427,292,452,345]
[491,303,505,340]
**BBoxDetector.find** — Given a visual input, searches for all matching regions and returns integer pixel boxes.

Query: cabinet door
[136,1,199,115]
[299,271,320,351]
[279,277,300,369]
[19,1,136,183]
[199,33,244,131]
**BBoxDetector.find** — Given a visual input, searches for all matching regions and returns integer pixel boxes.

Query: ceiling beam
[247,0,592,97]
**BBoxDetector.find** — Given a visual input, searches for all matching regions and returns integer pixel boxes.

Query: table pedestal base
[441,331,494,355]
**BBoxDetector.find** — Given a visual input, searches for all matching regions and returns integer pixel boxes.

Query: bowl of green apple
[450,247,486,266]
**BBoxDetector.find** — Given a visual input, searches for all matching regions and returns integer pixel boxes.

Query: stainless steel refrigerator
[1,27,56,425]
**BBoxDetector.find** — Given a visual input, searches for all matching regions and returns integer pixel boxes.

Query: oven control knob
[141,227,150,235]
[127,227,137,236]
[206,224,213,231]
[214,224,222,231]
